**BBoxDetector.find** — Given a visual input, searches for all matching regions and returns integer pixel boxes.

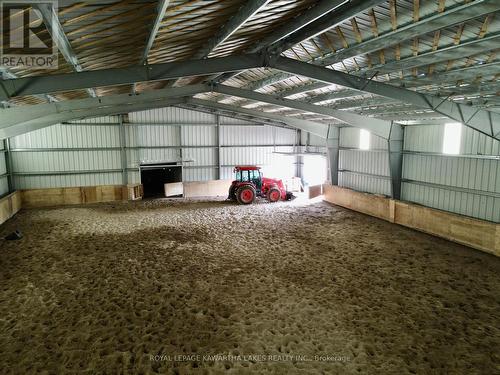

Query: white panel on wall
[402,124,500,222]
[221,125,294,146]
[128,125,180,147]
[127,148,180,167]
[339,150,390,176]
[11,151,121,172]
[219,116,256,125]
[183,168,217,182]
[129,107,215,124]
[339,172,391,196]
[13,173,122,189]
[182,148,216,166]
[11,124,120,149]
[402,182,500,223]
[403,154,499,194]
[340,127,388,150]
[181,126,216,146]
[0,176,9,196]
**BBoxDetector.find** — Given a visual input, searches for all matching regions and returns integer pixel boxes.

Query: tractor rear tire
[267,187,281,203]
[236,185,256,205]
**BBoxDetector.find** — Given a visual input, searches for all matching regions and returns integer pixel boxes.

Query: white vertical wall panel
[221,125,295,146]
[339,150,390,176]
[402,124,500,222]
[338,127,391,196]
[183,168,217,182]
[403,155,499,194]
[126,149,180,168]
[11,151,121,172]
[181,126,216,146]
[11,124,120,148]
[182,148,216,166]
[0,149,8,196]
[219,116,256,125]
[13,173,122,189]
[126,125,180,147]
[8,107,301,189]
[338,172,391,195]
[129,107,215,124]
[404,124,500,155]
[340,127,388,150]
[402,182,500,223]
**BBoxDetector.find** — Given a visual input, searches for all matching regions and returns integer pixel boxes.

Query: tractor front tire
[228,185,237,201]
[236,185,256,205]
[267,187,281,203]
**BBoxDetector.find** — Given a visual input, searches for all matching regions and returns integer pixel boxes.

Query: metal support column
[295,129,302,180]
[388,122,404,199]
[326,126,339,185]
[4,138,14,193]
[216,115,222,179]
[118,115,128,186]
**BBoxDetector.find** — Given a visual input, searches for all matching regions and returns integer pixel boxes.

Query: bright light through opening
[360,129,370,150]
[443,122,462,155]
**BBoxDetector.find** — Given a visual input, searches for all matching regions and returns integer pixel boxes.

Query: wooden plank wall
[21,184,142,208]
[323,185,500,257]
[0,191,22,226]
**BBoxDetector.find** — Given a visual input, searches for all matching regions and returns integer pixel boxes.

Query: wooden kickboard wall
[20,185,141,208]
[0,191,22,226]
[323,184,500,257]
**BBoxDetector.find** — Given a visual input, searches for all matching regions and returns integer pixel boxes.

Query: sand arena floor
[0,198,498,374]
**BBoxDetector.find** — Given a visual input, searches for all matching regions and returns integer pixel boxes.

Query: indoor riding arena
[0,1,498,374]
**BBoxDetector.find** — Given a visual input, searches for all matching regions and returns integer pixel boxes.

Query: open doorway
[140,163,182,198]
[303,155,327,187]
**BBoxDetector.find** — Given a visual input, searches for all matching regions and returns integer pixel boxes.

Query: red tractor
[228,166,293,205]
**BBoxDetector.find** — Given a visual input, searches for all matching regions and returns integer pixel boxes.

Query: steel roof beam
[187,98,332,139]
[37,3,96,98]
[212,84,394,139]
[141,0,171,65]
[213,0,381,83]
[246,0,500,90]
[0,54,264,100]
[0,98,186,139]
[0,85,208,129]
[273,56,500,139]
[171,0,270,86]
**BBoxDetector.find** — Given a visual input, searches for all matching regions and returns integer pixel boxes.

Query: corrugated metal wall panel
[339,149,390,176]
[403,125,443,153]
[340,127,388,150]
[183,168,217,182]
[8,107,301,190]
[221,125,295,146]
[339,172,391,195]
[402,182,500,223]
[181,126,216,146]
[219,116,256,125]
[0,177,9,196]
[182,148,216,166]
[127,149,180,167]
[11,124,120,148]
[129,107,215,124]
[127,125,180,147]
[403,154,499,194]
[13,173,122,189]
[402,124,500,222]
[11,151,121,172]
